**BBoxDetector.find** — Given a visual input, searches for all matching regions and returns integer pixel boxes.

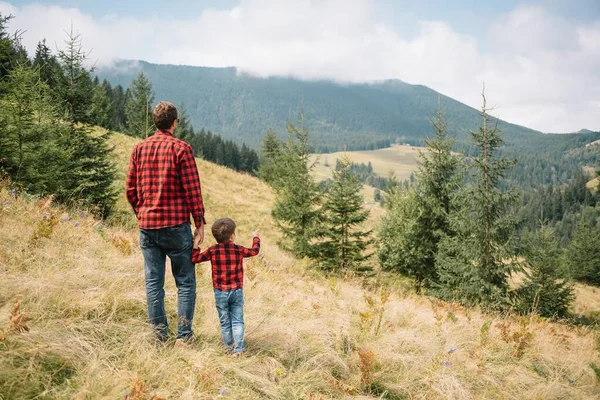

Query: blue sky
[1,0,599,132]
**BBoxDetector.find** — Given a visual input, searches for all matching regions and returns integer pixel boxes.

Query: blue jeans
[139,222,196,340]
[214,288,245,353]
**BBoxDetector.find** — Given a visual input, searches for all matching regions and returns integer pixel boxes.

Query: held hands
[251,229,260,238]
[193,223,205,249]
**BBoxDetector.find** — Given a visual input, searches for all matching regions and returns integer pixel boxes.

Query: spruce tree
[315,157,371,271]
[125,71,154,137]
[55,28,117,215]
[271,114,322,258]
[516,225,573,318]
[174,103,194,143]
[110,84,128,131]
[258,127,283,185]
[32,39,60,89]
[435,88,517,308]
[378,107,461,292]
[565,219,600,286]
[90,76,111,128]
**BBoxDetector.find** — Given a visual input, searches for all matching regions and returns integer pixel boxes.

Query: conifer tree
[174,103,194,143]
[435,88,517,308]
[32,39,60,89]
[55,28,117,215]
[258,128,283,185]
[565,219,600,286]
[378,108,461,291]
[125,71,154,137]
[516,224,573,318]
[110,84,127,131]
[315,157,371,271]
[271,114,322,257]
[90,76,111,128]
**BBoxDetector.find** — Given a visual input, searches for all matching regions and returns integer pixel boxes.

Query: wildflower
[568,379,575,385]
[219,386,228,396]
[124,391,129,398]
[444,360,451,367]
[74,222,80,227]
[448,347,457,354]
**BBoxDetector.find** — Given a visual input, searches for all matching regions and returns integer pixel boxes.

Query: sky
[1,0,599,133]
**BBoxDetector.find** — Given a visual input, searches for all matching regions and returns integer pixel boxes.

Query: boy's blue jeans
[214,288,245,353]
[139,222,196,340]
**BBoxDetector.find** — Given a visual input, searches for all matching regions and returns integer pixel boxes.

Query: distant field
[310,144,425,182]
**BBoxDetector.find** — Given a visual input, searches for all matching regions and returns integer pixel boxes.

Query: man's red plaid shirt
[126,130,206,229]
[192,237,261,291]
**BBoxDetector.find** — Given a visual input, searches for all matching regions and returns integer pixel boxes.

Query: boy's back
[192,237,260,291]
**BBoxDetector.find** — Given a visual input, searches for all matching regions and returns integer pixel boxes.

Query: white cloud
[0,0,598,133]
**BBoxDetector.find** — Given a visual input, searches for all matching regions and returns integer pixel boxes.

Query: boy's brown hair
[212,218,236,243]
[152,101,178,130]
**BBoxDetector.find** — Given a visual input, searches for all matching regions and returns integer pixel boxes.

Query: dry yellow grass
[311,145,424,183]
[1,132,600,399]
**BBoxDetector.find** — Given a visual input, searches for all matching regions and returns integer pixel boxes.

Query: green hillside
[98,60,600,153]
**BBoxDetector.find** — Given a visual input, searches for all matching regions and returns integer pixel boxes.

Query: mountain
[98,60,589,153]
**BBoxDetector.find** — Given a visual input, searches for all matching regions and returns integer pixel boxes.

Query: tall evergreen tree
[435,88,518,308]
[271,114,322,258]
[125,71,154,137]
[174,103,194,143]
[315,157,371,271]
[110,83,127,131]
[90,76,111,128]
[0,13,19,86]
[258,128,283,185]
[516,224,573,318]
[377,107,462,292]
[565,218,600,286]
[32,39,60,88]
[55,28,117,215]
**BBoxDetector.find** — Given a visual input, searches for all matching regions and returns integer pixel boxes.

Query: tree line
[0,13,259,219]
[261,90,599,319]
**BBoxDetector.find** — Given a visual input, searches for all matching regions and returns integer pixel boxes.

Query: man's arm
[241,237,261,258]
[179,144,206,228]
[125,147,139,215]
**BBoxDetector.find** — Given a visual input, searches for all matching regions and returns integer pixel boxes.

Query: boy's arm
[192,247,211,263]
[241,237,260,258]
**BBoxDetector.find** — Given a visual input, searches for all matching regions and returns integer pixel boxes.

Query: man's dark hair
[153,101,178,130]
[212,218,236,243]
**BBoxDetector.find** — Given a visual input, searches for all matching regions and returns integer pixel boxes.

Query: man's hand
[251,229,260,238]
[194,223,205,248]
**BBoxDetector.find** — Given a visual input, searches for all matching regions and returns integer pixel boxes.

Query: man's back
[126,130,205,229]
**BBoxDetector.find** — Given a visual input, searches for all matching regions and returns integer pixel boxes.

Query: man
[126,101,205,342]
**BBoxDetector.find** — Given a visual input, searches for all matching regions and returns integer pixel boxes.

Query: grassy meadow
[1,132,600,399]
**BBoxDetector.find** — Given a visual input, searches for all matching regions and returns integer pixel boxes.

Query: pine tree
[32,39,60,89]
[378,107,461,292]
[565,219,600,286]
[90,76,111,128]
[125,71,154,137]
[55,28,95,125]
[315,157,371,271]
[435,88,518,308]
[271,114,322,258]
[55,28,117,215]
[258,128,283,185]
[174,103,194,143]
[0,13,20,87]
[110,84,127,131]
[516,224,573,318]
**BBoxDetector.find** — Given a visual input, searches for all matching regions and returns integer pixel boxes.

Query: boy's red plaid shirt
[192,237,261,291]
[126,130,206,229]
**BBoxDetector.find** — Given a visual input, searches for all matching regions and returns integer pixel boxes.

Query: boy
[192,217,260,355]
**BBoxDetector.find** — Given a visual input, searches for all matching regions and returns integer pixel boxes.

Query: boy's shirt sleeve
[192,247,211,263]
[241,237,260,258]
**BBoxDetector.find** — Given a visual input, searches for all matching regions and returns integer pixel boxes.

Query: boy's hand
[252,229,259,238]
